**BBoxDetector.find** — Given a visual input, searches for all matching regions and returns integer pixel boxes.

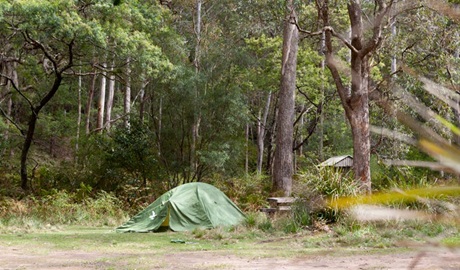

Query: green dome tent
[116,182,245,232]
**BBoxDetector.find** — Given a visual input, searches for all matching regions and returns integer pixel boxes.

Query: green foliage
[296,167,360,201]
[211,174,271,211]
[294,167,361,222]
[106,122,159,184]
[244,34,282,94]
[243,212,258,228]
[74,122,160,191]
[371,156,437,192]
[191,227,206,238]
[1,0,107,48]
[0,172,22,197]
[243,212,273,232]
[289,199,313,228]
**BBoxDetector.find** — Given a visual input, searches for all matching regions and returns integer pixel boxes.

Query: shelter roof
[319,155,353,167]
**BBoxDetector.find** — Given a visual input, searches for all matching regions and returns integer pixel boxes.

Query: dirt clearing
[1,244,459,270]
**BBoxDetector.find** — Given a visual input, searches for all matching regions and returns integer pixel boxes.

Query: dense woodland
[1,0,460,202]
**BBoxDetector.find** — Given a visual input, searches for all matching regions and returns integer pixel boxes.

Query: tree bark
[257,91,272,174]
[105,61,115,131]
[96,62,107,132]
[191,0,202,176]
[2,62,16,157]
[124,57,131,128]
[139,78,149,123]
[75,65,82,164]
[273,0,299,196]
[319,31,326,161]
[245,122,249,175]
[21,74,64,190]
[320,0,392,193]
[85,71,97,135]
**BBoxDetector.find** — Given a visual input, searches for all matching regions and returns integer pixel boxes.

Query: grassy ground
[0,186,459,269]
[0,222,459,269]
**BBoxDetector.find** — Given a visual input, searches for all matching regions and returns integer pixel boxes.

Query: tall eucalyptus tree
[318,0,394,193]
[273,0,299,195]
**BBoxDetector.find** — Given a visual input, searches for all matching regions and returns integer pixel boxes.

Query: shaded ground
[1,244,459,270]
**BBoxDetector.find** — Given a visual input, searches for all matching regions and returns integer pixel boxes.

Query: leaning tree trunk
[273,0,299,196]
[21,74,63,190]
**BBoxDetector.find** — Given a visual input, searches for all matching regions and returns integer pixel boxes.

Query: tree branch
[361,0,394,57]
[0,105,24,136]
[293,101,323,151]
[24,31,59,74]
[320,0,352,115]
[292,16,323,38]
[0,73,35,110]
[325,26,359,54]
[60,36,75,73]
[296,85,318,107]
[293,105,313,127]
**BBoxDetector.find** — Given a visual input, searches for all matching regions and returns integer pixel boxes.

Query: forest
[0,1,460,268]
[1,0,460,218]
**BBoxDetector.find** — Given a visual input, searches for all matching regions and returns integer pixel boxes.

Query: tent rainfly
[116,182,245,232]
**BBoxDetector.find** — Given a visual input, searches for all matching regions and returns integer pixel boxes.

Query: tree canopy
[0,0,459,196]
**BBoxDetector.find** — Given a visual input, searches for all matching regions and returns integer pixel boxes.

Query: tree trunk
[257,91,272,174]
[158,97,162,156]
[2,63,16,158]
[85,71,97,135]
[6,96,13,158]
[124,57,131,128]
[139,78,149,123]
[21,74,63,190]
[245,122,249,175]
[105,61,115,131]
[75,65,82,164]
[319,31,326,161]
[96,62,107,132]
[273,0,299,196]
[193,0,202,72]
[191,0,202,176]
[347,2,372,191]
[320,0,392,193]
[349,55,371,191]
[139,87,145,123]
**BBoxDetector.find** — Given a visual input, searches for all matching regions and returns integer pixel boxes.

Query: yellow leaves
[328,186,460,210]
[328,187,459,222]
[435,115,460,136]
[419,139,460,173]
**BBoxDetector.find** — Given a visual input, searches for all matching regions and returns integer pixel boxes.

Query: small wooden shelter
[319,155,353,169]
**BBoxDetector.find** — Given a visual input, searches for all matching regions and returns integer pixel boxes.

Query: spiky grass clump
[293,167,361,223]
